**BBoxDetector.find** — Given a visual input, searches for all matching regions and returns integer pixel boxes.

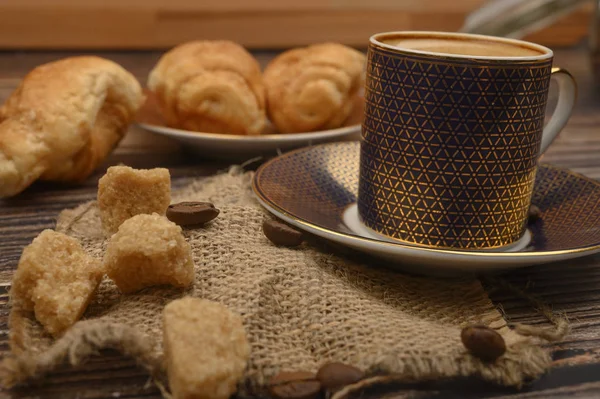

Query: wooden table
[1,48,600,399]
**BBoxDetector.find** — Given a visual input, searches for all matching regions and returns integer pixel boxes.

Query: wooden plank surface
[0,0,592,49]
[1,47,600,398]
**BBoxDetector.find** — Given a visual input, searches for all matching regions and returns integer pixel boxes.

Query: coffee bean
[269,371,321,399]
[528,204,541,222]
[263,219,304,247]
[270,371,316,385]
[166,202,219,226]
[316,362,364,392]
[461,325,506,362]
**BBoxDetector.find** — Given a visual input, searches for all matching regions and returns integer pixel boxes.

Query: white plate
[137,122,361,160]
[135,92,362,160]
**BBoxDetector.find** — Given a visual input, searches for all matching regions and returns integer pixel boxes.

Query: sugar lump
[98,165,171,235]
[163,297,250,399]
[11,230,104,336]
[104,213,194,293]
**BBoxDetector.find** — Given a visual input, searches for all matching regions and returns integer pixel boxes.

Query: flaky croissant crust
[0,56,143,198]
[264,43,365,133]
[147,40,266,135]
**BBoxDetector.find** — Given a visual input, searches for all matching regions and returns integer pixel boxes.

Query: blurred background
[0,0,598,173]
[0,0,593,50]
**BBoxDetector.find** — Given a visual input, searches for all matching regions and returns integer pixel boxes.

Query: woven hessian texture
[2,167,553,393]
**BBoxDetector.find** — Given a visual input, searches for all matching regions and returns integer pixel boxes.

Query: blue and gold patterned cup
[358,31,576,250]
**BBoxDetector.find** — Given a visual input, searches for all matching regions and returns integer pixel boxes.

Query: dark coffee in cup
[383,36,543,57]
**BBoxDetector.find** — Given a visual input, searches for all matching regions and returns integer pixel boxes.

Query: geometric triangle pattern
[357,46,554,249]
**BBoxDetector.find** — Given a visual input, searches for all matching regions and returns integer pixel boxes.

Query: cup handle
[539,67,577,154]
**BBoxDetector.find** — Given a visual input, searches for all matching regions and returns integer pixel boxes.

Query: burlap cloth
[1,167,567,396]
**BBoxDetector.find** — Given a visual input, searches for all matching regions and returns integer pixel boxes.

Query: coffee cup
[358,31,576,250]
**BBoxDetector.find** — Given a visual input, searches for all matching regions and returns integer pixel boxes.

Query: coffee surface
[383,37,544,57]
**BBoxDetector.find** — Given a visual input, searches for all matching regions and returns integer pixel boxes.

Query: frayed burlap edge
[326,277,572,399]
[1,317,164,387]
[1,307,566,396]
[0,167,570,396]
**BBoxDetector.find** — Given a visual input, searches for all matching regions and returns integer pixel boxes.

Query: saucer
[252,142,600,274]
[136,91,362,160]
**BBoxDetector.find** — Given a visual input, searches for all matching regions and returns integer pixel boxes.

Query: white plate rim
[136,122,362,144]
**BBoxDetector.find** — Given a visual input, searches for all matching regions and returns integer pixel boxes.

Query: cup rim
[370,31,553,61]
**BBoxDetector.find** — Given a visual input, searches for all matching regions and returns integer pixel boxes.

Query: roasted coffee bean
[528,204,541,222]
[269,371,321,399]
[270,371,316,385]
[166,202,219,226]
[461,325,506,362]
[316,362,364,392]
[263,219,304,247]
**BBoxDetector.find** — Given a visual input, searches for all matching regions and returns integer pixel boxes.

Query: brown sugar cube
[163,297,250,399]
[104,213,194,293]
[10,230,104,336]
[98,165,171,235]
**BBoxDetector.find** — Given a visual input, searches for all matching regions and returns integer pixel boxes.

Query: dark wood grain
[1,47,600,399]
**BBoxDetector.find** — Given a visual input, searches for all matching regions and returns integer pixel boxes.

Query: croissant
[264,43,366,133]
[147,40,266,135]
[0,56,143,198]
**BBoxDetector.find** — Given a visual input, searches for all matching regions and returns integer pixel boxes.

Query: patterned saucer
[252,142,600,274]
